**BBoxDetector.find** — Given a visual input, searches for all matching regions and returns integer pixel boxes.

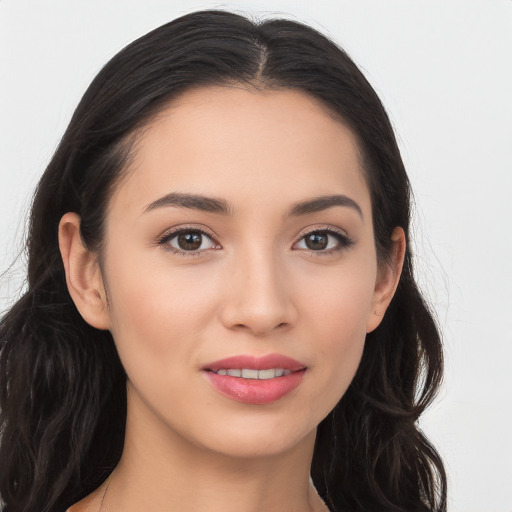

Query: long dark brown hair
[0,10,446,512]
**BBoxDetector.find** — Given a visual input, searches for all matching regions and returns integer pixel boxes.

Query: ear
[58,212,110,330]
[366,227,406,333]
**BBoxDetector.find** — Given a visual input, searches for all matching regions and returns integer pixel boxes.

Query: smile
[213,368,292,379]
[203,354,307,404]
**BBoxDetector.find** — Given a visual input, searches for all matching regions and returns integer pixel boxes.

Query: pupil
[306,232,328,250]
[178,232,202,250]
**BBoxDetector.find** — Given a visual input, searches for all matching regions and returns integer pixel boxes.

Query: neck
[100,385,327,512]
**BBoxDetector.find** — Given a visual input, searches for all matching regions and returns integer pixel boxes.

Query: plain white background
[1,1,511,511]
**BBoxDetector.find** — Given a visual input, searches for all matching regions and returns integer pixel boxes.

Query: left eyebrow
[287,194,363,219]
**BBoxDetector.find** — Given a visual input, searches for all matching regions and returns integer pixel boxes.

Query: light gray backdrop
[1,1,511,511]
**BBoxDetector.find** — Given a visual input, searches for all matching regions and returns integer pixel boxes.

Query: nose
[219,250,298,336]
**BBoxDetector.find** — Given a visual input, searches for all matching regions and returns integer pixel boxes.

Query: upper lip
[203,353,306,372]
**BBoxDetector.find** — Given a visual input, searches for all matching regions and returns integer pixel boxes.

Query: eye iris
[177,231,203,250]
[305,232,328,250]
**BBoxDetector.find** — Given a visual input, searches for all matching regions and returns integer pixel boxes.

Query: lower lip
[204,370,306,404]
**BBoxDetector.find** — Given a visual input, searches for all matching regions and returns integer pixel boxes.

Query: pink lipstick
[202,354,306,404]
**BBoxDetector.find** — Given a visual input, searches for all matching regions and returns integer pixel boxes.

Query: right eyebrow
[142,192,232,215]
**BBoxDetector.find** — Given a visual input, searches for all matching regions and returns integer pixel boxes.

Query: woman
[0,9,446,512]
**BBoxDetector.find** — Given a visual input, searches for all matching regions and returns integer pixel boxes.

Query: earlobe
[58,212,110,330]
[366,227,406,333]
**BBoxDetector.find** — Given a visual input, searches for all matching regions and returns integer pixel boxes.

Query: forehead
[110,86,370,217]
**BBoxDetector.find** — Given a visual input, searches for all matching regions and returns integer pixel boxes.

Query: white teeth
[215,368,291,379]
[258,369,276,380]
[241,369,259,379]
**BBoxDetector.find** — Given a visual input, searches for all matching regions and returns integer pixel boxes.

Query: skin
[59,86,405,512]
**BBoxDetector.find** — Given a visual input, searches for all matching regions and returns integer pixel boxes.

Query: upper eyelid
[294,225,350,240]
[157,224,219,243]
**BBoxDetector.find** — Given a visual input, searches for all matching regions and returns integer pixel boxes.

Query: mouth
[202,354,307,404]
[211,368,293,379]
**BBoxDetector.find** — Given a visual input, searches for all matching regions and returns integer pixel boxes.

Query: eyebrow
[143,192,232,215]
[143,192,362,219]
[287,194,363,219]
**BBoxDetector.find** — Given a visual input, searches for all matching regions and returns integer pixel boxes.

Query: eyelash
[156,226,354,257]
[157,226,219,257]
[294,227,354,255]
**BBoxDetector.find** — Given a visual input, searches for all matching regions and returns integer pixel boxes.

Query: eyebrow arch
[288,194,363,219]
[143,192,232,215]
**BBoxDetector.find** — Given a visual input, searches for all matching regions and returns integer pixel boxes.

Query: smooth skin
[60,86,405,512]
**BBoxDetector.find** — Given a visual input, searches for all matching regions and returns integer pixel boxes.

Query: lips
[202,354,307,404]
[204,354,305,372]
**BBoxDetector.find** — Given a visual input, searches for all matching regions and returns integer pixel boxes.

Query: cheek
[296,258,376,409]
[102,250,223,373]
[312,284,369,371]
[298,251,377,335]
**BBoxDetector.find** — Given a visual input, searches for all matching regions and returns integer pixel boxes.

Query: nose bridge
[221,238,296,335]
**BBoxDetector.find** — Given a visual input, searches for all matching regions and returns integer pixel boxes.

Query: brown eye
[165,229,216,252]
[177,232,202,250]
[294,229,353,253]
[305,232,329,250]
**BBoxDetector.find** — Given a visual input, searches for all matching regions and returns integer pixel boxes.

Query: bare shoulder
[66,485,105,512]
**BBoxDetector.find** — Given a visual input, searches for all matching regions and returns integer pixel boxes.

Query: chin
[174,409,319,461]
[197,425,317,460]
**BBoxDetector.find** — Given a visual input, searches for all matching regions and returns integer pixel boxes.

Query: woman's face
[92,87,396,458]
